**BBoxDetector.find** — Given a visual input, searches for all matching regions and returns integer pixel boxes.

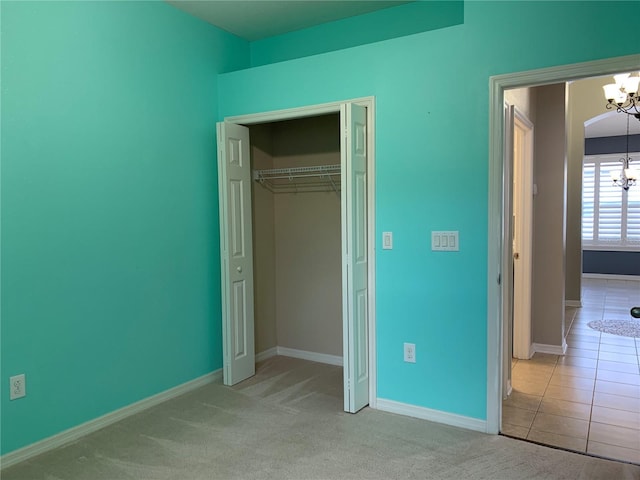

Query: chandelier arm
[614,96,639,116]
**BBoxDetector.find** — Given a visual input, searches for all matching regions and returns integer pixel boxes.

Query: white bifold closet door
[341,103,369,413]
[217,103,369,414]
[217,121,255,386]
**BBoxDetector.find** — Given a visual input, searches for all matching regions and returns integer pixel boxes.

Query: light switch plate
[432,231,459,251]
[382,232,393,250]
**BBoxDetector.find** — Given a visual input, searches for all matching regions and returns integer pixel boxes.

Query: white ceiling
[166,0,412,41]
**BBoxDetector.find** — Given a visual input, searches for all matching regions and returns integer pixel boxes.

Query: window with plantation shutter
[597,161,622,241]
[582,162,595,242]
[628,185,640,242]
[582,154,640,250]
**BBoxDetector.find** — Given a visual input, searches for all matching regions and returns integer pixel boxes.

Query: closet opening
[249,114,344,408]
[217,99,376,414]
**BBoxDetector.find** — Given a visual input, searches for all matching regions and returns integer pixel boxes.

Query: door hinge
[497,273,501,285]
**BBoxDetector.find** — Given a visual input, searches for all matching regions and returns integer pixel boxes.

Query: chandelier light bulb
[603,83,619,101]
[623,76,640,96]
[614,73,630,85]
[614,90,628,104]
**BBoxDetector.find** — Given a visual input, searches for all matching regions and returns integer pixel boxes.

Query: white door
[512,111,534,360]
[501,104,515,401]
[217,121,255,386]
[341,103,369,413]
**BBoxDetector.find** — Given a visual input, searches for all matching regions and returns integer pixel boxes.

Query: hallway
[502,277,640,464]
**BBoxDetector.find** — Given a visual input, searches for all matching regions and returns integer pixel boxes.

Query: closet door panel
[342,103,369,413]
[217,121,255,386]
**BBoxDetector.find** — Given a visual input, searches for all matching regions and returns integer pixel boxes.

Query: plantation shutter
[582,161,595,242]
[627,182,640,242]
[597,161,622,242]
[583,154,640,248]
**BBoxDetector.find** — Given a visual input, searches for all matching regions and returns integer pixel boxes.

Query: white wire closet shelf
[253,164,341,194]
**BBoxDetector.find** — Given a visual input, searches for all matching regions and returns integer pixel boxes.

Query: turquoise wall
[0,1,249,454]
[218,1,640,420]
[2,0,639,460]
[250,1,463,67]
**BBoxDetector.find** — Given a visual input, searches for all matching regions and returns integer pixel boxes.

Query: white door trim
[501,104,515,401]
[223,97,377,409]
[487,53,640,434]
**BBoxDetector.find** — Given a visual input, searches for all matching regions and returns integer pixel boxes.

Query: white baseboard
[565,300,582,307]
[532,342,567,356]
[582,273,640,281]
[256,346,342,367]
[276,346,343,366]
[375,398,487,433]
[256,347,278,362]
[0,369,222,470]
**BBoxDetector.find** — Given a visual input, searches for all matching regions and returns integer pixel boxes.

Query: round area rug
[587,319,640,338]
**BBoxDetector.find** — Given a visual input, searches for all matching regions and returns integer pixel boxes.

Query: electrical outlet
[403,343,416,363]
[10,374,26,400]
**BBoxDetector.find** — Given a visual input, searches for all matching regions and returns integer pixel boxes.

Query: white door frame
[486,54,640,434]
[501,104,514,401]
[512,108,534,360]
[223,96,377,409]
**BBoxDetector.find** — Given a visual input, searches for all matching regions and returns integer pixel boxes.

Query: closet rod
[252,164,340,181]
[253,164,341,196]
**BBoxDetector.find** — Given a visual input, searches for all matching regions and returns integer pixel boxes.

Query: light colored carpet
[3,356,640,480]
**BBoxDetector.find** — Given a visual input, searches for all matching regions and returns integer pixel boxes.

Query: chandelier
[603,73,640,120]
[611,114,638,191]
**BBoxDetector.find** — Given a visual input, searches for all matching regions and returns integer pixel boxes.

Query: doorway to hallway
[488,54,640,465]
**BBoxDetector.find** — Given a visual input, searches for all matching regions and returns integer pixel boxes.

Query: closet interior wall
[250,114,342,359]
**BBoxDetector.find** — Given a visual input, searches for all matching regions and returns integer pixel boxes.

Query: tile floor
[502,277,640,465]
